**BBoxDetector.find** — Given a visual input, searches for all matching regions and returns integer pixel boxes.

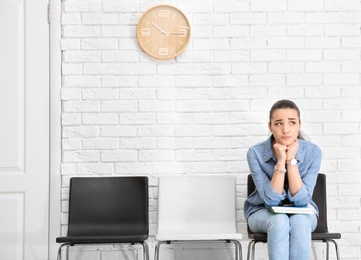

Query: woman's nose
[283,125,289,133]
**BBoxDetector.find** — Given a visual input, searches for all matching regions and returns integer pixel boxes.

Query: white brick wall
[60,0,361,259]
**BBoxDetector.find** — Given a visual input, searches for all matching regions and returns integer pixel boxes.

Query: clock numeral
[141,28,151,36]
[159,9,170,17]
[178,28,187,37]
[159,48,169,56]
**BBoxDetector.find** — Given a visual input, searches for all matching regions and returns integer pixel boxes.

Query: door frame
[49,0,62,258]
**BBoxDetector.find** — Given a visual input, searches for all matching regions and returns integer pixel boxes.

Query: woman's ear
[268,122,272,133]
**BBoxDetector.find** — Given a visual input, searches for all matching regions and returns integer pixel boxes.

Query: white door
[0,0,49,259]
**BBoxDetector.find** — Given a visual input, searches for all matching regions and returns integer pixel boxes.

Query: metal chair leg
[57,243,71,260]
[247,240,256,260]
[237,240,243,260]
[58,242,149,260]
[229,239,243,260]
[332,240,341,260]
[326,240,340,260]
[326,240,330,260]
[141,242,149,260]
[155,240,242,260]
[154,241,168,260]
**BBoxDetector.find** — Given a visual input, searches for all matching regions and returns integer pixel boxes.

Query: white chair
[154,175,243,260]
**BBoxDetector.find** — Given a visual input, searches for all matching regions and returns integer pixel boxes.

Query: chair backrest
[247,173,329,233]
[311,173,328,233]
[67,176,149,238]
[157,175,237,235]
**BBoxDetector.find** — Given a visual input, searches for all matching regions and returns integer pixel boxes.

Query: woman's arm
[288,145,322,206]
[247,148,286,207]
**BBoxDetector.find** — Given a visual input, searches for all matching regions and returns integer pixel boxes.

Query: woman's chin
[277,139,293,146]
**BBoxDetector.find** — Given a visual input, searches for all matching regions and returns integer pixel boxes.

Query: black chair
[247,173,341,260]
[56,176,149,260]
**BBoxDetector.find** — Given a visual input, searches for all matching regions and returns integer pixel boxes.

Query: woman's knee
[289,214,316,232]
[268,213,290,231]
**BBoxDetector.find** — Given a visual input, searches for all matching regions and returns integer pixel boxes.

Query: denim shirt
[244,136,322,220]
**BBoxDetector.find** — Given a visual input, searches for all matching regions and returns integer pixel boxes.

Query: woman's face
[268,108,301,146]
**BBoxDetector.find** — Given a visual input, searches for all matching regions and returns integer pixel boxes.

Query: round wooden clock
[136,5,191,60]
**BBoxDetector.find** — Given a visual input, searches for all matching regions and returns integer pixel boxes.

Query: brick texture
[60,0,361,259]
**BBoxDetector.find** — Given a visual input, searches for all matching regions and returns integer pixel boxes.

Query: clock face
[136,5,191,60]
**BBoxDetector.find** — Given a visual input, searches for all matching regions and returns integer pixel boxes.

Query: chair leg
[58,242,149,260]
[134,242,149,260]
[326,240,340,260]
[57,243,71,260]
[154,241,168,260]
[141,242,149,260]
[155,240,242,260]
[229,240,243,260]
[247,240,256,260]
[333,240,341,260]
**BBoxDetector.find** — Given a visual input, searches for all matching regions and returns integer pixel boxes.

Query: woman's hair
[269,99,305,140]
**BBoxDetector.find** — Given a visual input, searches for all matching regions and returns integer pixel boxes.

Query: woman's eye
[290,121,296,125]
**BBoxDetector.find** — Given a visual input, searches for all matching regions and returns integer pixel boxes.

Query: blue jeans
[248,209,317,260]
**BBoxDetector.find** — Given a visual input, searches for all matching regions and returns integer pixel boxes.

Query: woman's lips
[282,136,291,141]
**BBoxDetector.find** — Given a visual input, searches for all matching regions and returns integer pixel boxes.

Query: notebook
[269,204,315,215]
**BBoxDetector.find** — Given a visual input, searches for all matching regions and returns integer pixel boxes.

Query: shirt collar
[263,136,275,162]
[263,135,305,163]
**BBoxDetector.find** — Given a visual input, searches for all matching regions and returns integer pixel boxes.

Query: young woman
[244,99,322,260]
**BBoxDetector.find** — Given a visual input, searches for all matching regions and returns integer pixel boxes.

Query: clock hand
[151,23,169,35]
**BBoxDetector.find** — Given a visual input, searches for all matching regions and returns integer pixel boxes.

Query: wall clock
[136,5,191,60]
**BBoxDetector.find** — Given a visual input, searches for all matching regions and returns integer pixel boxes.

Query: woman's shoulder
[247,137,272,159]
[299,139,322,154]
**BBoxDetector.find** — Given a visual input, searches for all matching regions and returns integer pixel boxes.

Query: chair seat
[312,232,341,240]
[56,234,148,244]
[248,233,267,242]
[248,232,341,242]
[156,233,242,241]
